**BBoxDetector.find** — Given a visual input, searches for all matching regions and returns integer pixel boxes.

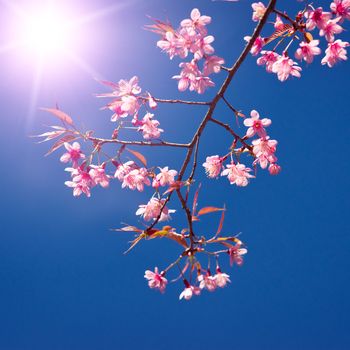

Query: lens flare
[22,10,69,56]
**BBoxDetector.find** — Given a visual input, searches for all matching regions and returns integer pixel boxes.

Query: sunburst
[0,0,132,122]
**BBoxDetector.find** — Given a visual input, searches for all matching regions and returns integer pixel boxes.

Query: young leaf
[192,184,202,215]
[45,134,79,156]
[126,148,147,167]
[264,24,294,45]
[40,107,74,126]
[197,206,225,216]
[124,233,146,254]
[215,205,226,238]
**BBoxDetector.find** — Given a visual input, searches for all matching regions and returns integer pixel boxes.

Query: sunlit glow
[18,7,74,58]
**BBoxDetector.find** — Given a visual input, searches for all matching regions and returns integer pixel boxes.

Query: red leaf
[33,130,66,143]
[45,134,79,156]
[114,225,142,233]
[40,108,74,126]
[192,184,202,215]
[215,205,226,238]
[124,233,146,254]
[126,148,147,167]
[165,231,188,248]
[197,206,225,216]
[265,24,294,45]
[163,181,186,195]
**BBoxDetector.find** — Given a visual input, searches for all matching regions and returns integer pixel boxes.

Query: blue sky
[0,0,349,349]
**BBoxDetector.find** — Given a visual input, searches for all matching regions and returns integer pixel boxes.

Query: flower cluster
[154,8,224,93]
[144,242,247,300]
[203,109,280,185]
[249,1,349,81]
[97,76,163,140]
[61,142,110,197]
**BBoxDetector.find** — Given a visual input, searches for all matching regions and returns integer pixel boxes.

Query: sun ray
[0,41,22,55]
[71,1,135,27]
[66,51,105,81]
[26,56,44,129]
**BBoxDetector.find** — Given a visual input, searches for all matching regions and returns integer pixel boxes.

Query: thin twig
[209,117,252,152]
[188,135,200,182]
[222,95,240,115]
[88,136,190,148]
[140,96,211,106]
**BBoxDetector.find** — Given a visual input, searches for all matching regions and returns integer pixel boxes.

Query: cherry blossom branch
[37,0,349,299]
[163,0,277,253]
[140,96,211,106]
[273,9,296,25]
[222,95,241,116]
[209,117,253,152]
[87,136,190,148]
[178,0,276,183]
[188,135,200,183]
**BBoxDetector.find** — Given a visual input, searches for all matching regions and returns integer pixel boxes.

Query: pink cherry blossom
[295,40,321,64]
[252,2,266,22]
[147,93,157,109]
[138,113,163,140]
[60,142,85,167]
[99,76,141,97]
[257,50,279,73]
[105,95,140,121]
[198,273,217,292]
[319,18,343,42]
[228,244,248,266]
[115,162,150,191]
[179,280,201,300]
[172,61,201,92]
[245,36,265,56]
[321,39,349,67]
[180,8,211,34]
[221,162,254,187]
[152,167,178,188]
[144,267,168,293]
[114,161,137,181]
[89,165,110,188]
[157,31,183,59]
[268,163,281,175]
[330,0,350,22]
[195,75,215,94]
[203,55,225,75]
[202,155,223,178]
[304,7,332,30]
[214,269,231,288]
[136,198,175,222]
[272,55,302,82]
[105,100,128,121]
[192,35,215,60]
[122,167,151,192]
[274,15,284,30]
[65,166,94,197]
[252,137,278,169]
[120,95,140,116]
[243,109,271,138]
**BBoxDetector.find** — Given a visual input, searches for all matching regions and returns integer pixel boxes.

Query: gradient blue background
[0,0,349,349]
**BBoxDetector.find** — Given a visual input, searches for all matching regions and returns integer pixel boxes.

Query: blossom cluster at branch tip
[60,142,110,197]
[250,1,349,81]
[136,197,175,222]
[155,8,225,94]
[97,76,164,141]
[144,267,168,293]
[203,109,280,184]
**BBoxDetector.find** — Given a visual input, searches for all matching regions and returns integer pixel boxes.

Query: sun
[22,11,70,55]
[19,7,73,58]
